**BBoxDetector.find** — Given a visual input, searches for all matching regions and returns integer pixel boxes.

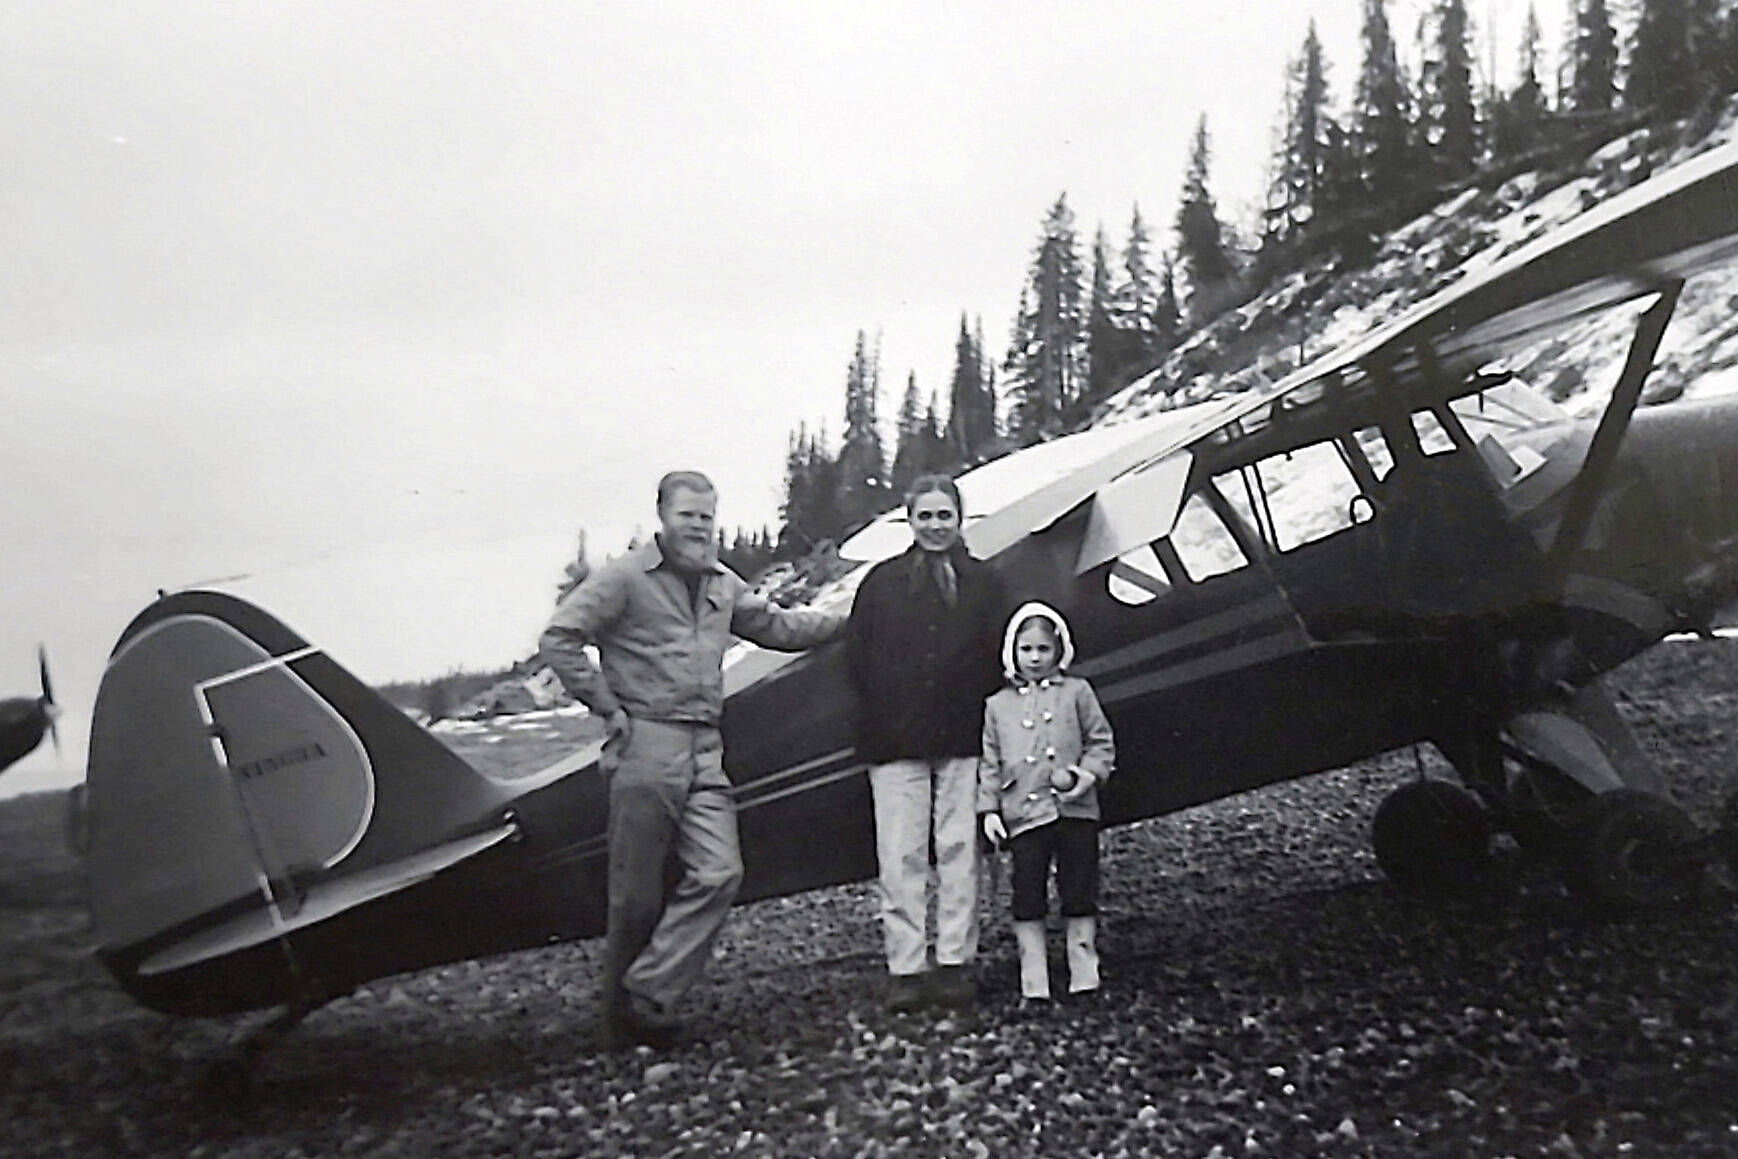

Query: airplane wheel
[1564,789,1702,912]
[1502,766,1592,857]
[1372,779,1492,894]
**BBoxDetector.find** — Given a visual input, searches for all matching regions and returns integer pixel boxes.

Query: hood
[1001,600,1076,682]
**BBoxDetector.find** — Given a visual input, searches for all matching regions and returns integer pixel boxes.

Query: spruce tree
[1155,249,1182,358]
[1174,116,1237,322]
[1506,5,1549,152]
[975,316,999,450]
[1005,196,1086,444]
[947,314,995,464]
[805,425,842,547]
[1353,0,1416,205]
[1264,64,1298,249]
[1421,0,1479,179]
[836,331,887,531]
[1086,227,1122,398]
[1117,205,1163,363]
[1568,0,1619,114]
[778,424,813,557]
[922,393,949,479]
[1293,21,1334,226]
[1629,0,1715,116]
[891,370,928,496]
[1278,20,1342,237]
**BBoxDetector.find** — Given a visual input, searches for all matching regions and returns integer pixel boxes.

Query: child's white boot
[1013,920,1051,1000]
[1065,915,1100,994]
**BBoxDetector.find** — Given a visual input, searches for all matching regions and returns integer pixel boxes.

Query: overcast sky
[1,1,1564,792]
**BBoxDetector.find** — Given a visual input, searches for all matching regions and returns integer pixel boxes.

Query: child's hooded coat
[976,601,1115,839]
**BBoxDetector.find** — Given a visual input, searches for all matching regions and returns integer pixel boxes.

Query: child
[978,602,1115,1002]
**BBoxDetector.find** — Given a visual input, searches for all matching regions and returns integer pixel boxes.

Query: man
[541,470,844,1048]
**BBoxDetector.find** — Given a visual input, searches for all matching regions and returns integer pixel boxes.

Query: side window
[1412,410,1457,456]
[1353,426,1395,481]
[1170,493,1251,581]
[1268,442,1363,550]
[1213,439,1365,554]
[1107,544,1171,606]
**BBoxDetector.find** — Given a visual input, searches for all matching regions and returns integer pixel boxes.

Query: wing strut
[1548,280,1684,567]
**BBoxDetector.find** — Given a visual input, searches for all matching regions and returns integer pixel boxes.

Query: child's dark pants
[1009,817,1098,921]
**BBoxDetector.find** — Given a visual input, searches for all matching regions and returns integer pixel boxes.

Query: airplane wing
[839,399,1238,564]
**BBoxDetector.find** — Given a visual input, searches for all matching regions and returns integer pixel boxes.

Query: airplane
[0,647,59,775]
[82,140,1738,1089]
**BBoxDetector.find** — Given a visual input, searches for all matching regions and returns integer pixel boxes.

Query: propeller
[38,645,60,755]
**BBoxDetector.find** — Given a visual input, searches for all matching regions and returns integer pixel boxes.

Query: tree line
[775,0,1738,562]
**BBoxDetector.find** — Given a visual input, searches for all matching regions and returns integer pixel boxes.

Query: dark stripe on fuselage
[1076,591,1307,686]
[1094,626,1315,705]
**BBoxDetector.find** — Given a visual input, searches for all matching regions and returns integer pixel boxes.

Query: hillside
[1097,100,1738,427]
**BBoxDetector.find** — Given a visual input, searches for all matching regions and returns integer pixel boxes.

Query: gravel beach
[3,638,1736,1158]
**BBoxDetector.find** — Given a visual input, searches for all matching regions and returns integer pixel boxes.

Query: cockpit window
[1213,439,1363,554]
[1170,492,1251,581]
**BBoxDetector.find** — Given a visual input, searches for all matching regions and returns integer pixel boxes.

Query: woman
[846,474,1008,1011]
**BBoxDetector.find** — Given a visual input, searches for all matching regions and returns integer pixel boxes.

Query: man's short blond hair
[657,470,716,511]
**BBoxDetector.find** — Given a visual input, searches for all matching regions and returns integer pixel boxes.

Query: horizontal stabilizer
[138,821,518,977]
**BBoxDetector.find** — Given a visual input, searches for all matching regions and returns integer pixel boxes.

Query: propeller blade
[38,644,54,708]
[38,646,60,756]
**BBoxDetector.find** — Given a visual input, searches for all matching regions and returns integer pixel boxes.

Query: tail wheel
[1372,779,1492,894]
[1564,789,1702,911]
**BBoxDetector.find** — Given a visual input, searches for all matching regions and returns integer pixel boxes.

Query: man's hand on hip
[606,709,634,750]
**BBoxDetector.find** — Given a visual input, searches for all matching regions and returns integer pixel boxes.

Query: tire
[1502,765,1593,857]
[1564,788,1702,912]
[1372,779,1492,894]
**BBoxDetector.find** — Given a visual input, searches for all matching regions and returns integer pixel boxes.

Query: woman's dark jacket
[845,544,1008,763]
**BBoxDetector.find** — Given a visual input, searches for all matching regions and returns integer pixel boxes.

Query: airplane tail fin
[85,591,515,992]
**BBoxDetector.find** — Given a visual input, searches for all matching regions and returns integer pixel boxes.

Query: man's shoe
[886,972,928,1014]
[604,992,681,1050]
[627,992,681,1031]
[930,964,977,1009]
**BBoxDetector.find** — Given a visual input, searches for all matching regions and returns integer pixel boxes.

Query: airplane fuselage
[0,698,49,774]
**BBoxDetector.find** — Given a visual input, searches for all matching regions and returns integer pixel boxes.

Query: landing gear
[195,1001,319,1109]
[1371,779,1493,894]
[1564,788,1704,912]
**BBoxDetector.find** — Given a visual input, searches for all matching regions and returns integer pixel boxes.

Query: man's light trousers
[603,719,743,1015]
